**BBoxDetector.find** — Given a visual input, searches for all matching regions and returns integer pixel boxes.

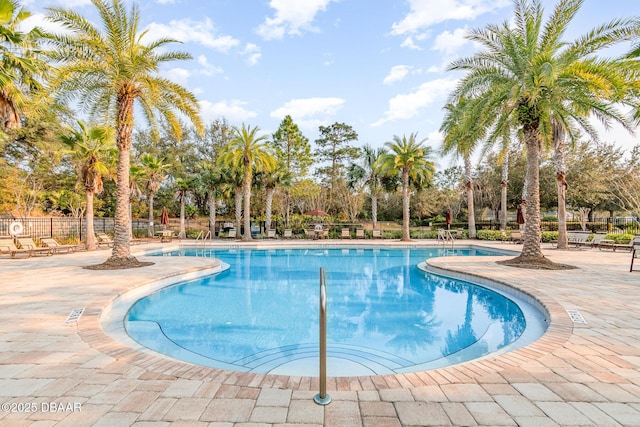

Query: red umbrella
[161,207,169,228]
[516,203,525,225]
[305,209,328,217]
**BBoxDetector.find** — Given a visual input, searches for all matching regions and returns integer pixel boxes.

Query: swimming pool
[123,247,547,376]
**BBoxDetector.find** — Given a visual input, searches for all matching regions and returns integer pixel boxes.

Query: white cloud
[271,97,345,130]
[271,97,344,119]
[200,99,257,123]
[145,18,240,52]
[256,0,336,40]
[432,27,470,56]
[242,43,262,66]
[391,0,510,48]
[196,55,224,77]
[163,67,191,85]
[371,78,458,127]
[383,65,413,85]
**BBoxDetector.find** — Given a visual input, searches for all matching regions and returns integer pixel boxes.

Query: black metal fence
[2,216,638,240]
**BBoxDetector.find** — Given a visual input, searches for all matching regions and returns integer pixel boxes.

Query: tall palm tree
[173,177,193,239]
[259,165,291,232]
[379,133,435,242]
[217,124,276,241]
[60,121,115,251]
[140,154,169,237]
[441,98,485,238]
[447,0,638,265]
[347,144,386,230]
[197,163,224,234]
[0,0,48,131]
[46,0,203,267]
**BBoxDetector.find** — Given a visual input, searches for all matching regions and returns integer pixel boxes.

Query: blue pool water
[125,247,546,376]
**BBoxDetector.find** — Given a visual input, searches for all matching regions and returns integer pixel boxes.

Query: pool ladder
[195,230,212,246]
[314,267,332,405]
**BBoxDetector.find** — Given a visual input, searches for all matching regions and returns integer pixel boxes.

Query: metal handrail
[314,267,331,405]
[195,230,212,246]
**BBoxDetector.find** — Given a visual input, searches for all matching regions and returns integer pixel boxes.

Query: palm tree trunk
[464,155,476,238]
[85,190,96,251]
[521,126,543,259]
[179,192,186,238]
[243,169,252,241]
[111,142,133,260]
[148,193,155,237]
[234,186,242,232]
[500,155,508,231]
[371,195,378,230]
[265,187,274,232]
[401,169,411,241]
[109,93,135,263]
[285,190,291,227]
[208,194,216,236]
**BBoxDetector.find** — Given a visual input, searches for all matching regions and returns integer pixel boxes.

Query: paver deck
[1,238,640,426]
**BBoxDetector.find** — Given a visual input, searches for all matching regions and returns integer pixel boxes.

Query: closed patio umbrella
[161,207,169,229]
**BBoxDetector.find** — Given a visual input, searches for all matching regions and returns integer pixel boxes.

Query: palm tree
[347,144,386,230]
[140,154,169,237]
[197,164,225,234]
[60,121,115,251]
[379,133,435,242]
[46,0,203,267]
[447,0,638,265]
[173,177,193,239]
[0,0,48,131]
[217,124,276,241]
[258,165,291,233]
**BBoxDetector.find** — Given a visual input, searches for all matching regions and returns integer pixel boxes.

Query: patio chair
[267,229,277,239]
[630,237,640,272]
[372,229,383,239]
[96,233,114,248]
[16,237,51,256]
[0,237,30,258]
[341,228,351,239]
[356,228,365,239]
[283,229,293,239]
[40,237,80,254]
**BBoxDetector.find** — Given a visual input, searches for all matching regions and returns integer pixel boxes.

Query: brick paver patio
[1,239,639,426]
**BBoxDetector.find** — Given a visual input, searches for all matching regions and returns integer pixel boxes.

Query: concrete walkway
[1,239,639,426]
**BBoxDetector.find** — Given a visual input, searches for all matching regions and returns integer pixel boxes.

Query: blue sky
[23,0,640,165]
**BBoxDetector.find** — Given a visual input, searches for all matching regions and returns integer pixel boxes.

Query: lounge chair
[372,229,383,239]
[585,233,607,249]
[355,229,365,239]
[96,233,114,248]
[0,237,30,258]
[266,229,277,239]
[567,231,590,248]
[283,229,293,239]
[341,228,351,239]
[40,237,80,254]
[16,237,51,256]
[630,237,640,272]
[510,230,523,243]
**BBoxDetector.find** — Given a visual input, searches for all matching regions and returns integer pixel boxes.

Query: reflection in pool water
[126,247,546,376]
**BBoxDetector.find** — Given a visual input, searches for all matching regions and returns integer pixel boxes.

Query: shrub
[605,233,633,244]
[476,230,509,241]
[541,231,558,243]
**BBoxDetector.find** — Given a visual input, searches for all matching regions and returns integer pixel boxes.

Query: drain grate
[566,308,587,324]
[65,308,85,325]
